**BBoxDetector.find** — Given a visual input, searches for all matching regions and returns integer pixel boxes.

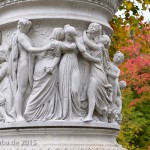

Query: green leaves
[110,1,150,149]
[126,1,134,11]
[117,93,150,150]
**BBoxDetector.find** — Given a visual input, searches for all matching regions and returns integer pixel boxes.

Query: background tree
[110,0,150,149]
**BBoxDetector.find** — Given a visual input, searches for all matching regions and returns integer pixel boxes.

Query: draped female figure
[24,28,65,121]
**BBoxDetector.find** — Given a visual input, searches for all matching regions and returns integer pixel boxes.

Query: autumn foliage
[120,24,150,106]
[109,0,150,149]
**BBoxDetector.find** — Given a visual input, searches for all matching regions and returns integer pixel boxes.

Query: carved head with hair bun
[17,18,32,33]
[64,24,77,42]
[50,27,65,41]
[113,51,124,64]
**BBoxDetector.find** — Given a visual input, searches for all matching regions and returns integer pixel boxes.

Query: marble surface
[0,1,126,149]
[0,127,125,150]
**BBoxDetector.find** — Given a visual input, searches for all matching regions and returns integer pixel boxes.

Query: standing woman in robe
[59,25,82,120]
[24,28,65,121]
[24,27,77,121]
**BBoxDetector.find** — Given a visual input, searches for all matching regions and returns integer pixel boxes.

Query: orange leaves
[113,23,150,106]
[121,55,150,93]
[111,1,150,107]
[112,1,150,149]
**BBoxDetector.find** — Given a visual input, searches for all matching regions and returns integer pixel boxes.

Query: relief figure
[105,51,125,123]
[59,25,81,120]
[0,50,14,122]
[24,27,66,121]
[82,23,113,122]
[59,25,100,120]
[8,18,53,121]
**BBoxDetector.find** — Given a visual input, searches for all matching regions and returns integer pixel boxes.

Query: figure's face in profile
[19,24,31,33]
[99,38,106,45]
[23,26,30,33]
[65,32,75,42]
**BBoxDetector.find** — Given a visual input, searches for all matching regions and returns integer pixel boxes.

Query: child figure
[105,51,125,123]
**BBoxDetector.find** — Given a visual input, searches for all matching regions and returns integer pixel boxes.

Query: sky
[116,1,150,22]
[142,9,150,22]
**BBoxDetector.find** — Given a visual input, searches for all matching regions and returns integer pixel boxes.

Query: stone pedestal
[0,122,125,150]
[0,0,126,150]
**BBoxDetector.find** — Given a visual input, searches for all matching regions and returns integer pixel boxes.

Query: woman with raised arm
[59,24,101,120]
[59,25,82,120]
[82,23,113,122]
[24,27,76,122]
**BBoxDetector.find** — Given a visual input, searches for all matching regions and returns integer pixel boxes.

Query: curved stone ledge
[0,0,121,35]
[0,0,123,12]
[0,121,120,130]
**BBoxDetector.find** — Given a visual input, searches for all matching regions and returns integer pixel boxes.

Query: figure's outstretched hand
[46,42,57,50]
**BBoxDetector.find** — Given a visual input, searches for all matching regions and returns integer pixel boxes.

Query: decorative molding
[0,144,127,150]
[35,145,127,150]
[0,120,120,130]
[0,0,123,13]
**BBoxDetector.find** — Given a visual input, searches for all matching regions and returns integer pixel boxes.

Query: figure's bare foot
[83,116,93,122]
[5,116,15,123]
[16,116,25,122]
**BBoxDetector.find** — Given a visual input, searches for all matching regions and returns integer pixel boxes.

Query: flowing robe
[24,40,62,121]
[59,45,82,119]
[87,47,112,115]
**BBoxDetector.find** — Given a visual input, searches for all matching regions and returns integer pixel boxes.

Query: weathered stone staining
[0,19,125,124]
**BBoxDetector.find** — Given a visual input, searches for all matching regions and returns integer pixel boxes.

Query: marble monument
[0,0,126,150]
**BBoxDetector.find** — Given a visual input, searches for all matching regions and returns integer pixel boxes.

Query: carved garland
[0,0,122,13]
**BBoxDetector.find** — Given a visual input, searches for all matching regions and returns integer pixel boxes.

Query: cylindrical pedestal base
[0,127,126,150]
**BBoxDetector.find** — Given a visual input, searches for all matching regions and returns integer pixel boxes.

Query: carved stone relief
[0,18,126,124]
